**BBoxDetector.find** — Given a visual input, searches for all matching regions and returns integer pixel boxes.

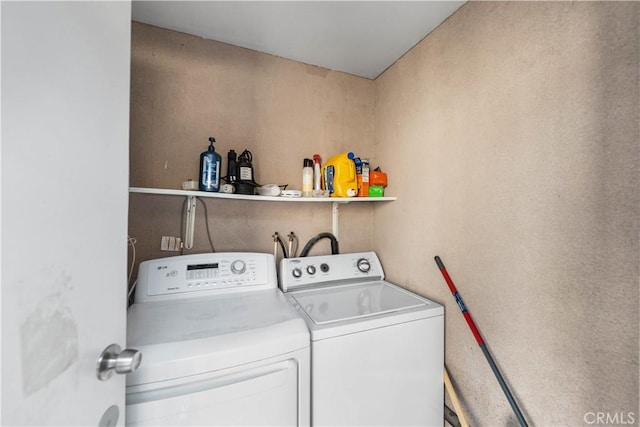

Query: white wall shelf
[129,187,396,203]
[129,187,396,247]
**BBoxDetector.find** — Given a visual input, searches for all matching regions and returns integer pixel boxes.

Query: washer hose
[300,232,339,257]
[273,232,288,258]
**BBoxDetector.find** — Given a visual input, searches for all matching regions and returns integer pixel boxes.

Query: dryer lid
[126,289,309,385]
[128,289,301,346]
[290,281,427,325]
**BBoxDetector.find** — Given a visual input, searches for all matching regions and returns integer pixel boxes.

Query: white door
[1,1,132,425]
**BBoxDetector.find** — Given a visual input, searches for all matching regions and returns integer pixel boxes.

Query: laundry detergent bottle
[199,137,221,192]
[322,152,358,197]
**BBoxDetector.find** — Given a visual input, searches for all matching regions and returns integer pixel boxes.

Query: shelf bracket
[332,202,340,241]
[183,195,197,249]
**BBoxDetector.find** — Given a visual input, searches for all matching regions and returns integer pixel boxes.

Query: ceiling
[131,1,465,79]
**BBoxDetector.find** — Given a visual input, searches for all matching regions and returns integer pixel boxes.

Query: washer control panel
[279,251,384,291]
[135,252,276,302]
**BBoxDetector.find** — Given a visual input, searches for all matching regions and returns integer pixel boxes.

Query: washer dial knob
[306,265,316,275]
[231,260,246,274]
[357,258,371,273]
[292,268,303,278]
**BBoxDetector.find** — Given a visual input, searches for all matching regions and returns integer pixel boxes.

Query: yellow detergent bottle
[322,152,358,197]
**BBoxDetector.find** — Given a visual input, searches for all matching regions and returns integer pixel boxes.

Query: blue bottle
[199,137,221,192]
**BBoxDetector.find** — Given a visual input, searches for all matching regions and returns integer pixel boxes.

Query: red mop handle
[434,256,483,345]
[434,255,529,427]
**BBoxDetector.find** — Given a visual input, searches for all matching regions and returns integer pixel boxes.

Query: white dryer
[126,253,310,426]
[280,252,444,427]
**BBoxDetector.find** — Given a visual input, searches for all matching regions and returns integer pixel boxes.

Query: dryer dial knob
[306,265,316,275]
[292,268,303,278]
[357,258,371,273]
[231,260,246,274]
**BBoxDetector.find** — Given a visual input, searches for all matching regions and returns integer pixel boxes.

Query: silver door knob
[96,343,142,381]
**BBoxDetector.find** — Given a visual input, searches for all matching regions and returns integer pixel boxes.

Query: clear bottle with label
[199,137,221,192]
[302,158,314,197]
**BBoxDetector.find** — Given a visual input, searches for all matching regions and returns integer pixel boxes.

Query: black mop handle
[435,256,528,427]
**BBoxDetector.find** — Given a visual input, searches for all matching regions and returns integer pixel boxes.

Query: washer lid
[290,281,424,324]
[126,289,309,385]
[288,281,443,340]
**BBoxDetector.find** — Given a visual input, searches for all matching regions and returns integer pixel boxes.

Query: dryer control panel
[135,252,277,302]
[279,252,384,292]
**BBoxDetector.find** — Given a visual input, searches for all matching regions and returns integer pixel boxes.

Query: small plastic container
[369,185,385,197]
[370,171,388,187]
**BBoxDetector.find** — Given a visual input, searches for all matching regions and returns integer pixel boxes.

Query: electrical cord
[239,149,252,164]
[128,280,137,299]
[180,198,187,255]
[127,236,137,306]
[197,197,216,253]
[127,279,137,307]
[127,235,137,285]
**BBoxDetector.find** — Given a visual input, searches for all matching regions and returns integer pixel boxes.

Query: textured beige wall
[374,2,639,425]
[130,3,639,425]
[129,22,376,265]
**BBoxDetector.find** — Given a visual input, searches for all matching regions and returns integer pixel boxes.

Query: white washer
[280,252,444,427]
[126,253,310,426]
